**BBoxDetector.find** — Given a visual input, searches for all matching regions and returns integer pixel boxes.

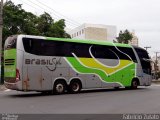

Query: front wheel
[53,81,66,94]
[131,80,138,89]
[114,87,120,90]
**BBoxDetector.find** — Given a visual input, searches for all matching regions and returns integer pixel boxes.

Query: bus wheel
[53,81,66,94]
[131,80,138,89]
[114,87,120,90]
[41,91,52,95]
[68,80,82,94]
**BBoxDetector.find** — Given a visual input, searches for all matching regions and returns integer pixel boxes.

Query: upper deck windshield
[4,36,17,50]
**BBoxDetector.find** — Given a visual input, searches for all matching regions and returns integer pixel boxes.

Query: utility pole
[0,0,3,83]
[144,46,151,51]
[155,52,160,80]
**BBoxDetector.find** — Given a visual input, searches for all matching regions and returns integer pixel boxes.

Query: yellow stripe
[79,58,133,74]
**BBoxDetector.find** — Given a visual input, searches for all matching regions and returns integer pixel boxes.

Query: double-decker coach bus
[4,35,152,94]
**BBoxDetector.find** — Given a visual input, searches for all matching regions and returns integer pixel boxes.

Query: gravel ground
[152,79,160,84]
[0,85,7,91]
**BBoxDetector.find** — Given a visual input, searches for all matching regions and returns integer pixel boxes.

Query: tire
[41,91,52,95]
[68,81,82,93]
[125,87,130,90]
[131,80,138,89]
[53,81,66,94]
[114,87,120,90]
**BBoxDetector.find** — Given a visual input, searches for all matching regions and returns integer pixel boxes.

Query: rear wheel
[68,81,82,93]
[53,81,66,94]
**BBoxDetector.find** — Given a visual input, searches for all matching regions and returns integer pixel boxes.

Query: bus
[4,35,152,94]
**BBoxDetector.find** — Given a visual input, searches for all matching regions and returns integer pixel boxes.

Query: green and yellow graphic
[65,44,136,87]
[4,49,17,78]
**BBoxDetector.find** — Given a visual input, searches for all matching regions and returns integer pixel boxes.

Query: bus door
[23,55,43,91]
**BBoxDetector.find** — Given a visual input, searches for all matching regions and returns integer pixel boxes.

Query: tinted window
[23,38,66,56]
[70,43,90,58]
[41,41,65,56]
[117,47,137,62]
[90,45,136,61]
[134,47,151,75]
[23,38,91,57]
[91,45,118,59]
[22,38,136,62]
[23,38,42,55]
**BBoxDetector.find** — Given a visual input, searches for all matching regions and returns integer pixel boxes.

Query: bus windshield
[4,36,17,50]
[134,47,151,75]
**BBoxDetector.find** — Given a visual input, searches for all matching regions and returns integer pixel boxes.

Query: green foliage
[155,71,160,79]
[3,1,70,44]
[1,1,71,83]
[116,29,133,44]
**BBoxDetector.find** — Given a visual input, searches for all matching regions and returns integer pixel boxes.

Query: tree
[3,1,70,44]
[49,19,70,38]
[3,1,25,40]
[21,12,40,35]
[37,12,53,36]
[116,29,133,44]
[1,1,71,83]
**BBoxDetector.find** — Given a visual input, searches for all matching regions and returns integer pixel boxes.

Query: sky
[4,0,160,57]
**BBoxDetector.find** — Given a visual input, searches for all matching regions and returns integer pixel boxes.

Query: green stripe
[46,37,132,48]
[4,49,16,78]
[66,57,135,86]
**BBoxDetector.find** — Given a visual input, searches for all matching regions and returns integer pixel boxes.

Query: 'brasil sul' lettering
[25,58,62,71]
[25,58,61,66]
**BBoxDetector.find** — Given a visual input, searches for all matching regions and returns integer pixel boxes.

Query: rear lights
[16,69,20,82]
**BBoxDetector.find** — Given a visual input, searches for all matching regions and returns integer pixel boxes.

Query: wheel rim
[56,84,64,93]
[72,83,79,92]
[132,81,138,88]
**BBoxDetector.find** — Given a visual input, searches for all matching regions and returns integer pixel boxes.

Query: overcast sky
[4,0,160,56]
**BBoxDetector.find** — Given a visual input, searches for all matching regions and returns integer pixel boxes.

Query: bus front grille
[5,59,15,65]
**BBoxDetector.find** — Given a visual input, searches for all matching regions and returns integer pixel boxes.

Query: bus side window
[91,45,117,59]
[40,41,65,56]
[70,43,90,58]
[117,47,137,62]
[23,38,32,53]
[55,42,65,56]
[63,43,71,56]
[31,39,42,55]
